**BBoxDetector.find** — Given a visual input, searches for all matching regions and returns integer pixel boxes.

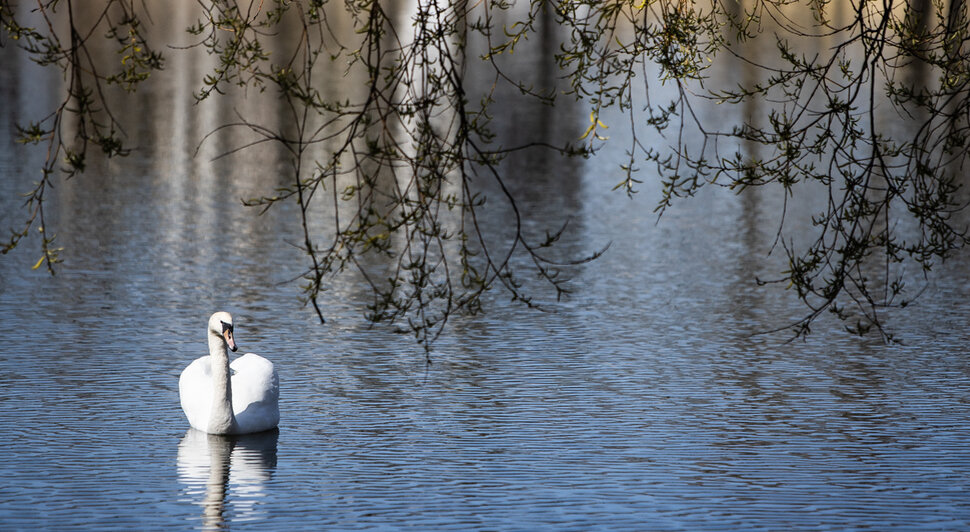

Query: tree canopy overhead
[2,0,969,351]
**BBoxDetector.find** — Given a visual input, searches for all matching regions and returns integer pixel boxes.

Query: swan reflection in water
[177,428,278,529]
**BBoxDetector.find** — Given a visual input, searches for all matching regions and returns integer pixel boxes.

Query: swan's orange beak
[224,330,237,352]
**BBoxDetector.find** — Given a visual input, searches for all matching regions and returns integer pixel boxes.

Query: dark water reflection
[2,1,970,530]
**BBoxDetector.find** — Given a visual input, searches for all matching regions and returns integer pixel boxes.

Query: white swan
[179,312,279,434]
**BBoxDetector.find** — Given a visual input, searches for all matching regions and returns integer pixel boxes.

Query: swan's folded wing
[179,357,213,431]
[230,353,280,432]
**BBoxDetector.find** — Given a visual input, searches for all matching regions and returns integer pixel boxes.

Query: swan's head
[208,311,237,352]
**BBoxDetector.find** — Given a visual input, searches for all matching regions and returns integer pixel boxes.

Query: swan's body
[179,312,279,435]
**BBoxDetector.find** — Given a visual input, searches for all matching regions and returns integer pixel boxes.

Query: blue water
[2,2,970,530]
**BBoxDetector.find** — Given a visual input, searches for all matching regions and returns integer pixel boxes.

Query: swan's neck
[207,331,236,434]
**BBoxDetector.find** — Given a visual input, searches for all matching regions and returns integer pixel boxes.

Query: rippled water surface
[3,3,970,530]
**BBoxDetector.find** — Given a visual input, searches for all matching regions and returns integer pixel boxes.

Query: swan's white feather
[179,352,280,435]
[229,353,279,433]
[179,356,214,432]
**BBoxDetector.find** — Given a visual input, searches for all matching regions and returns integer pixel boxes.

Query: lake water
[2,2,970,530]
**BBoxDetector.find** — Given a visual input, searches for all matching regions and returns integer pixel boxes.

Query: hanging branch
[1,0,162,272]
[4,0,969,346]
